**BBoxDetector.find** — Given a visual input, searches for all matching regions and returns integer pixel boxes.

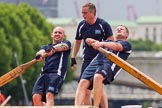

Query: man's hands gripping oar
[86,38,162,95]
[0,46,54,87]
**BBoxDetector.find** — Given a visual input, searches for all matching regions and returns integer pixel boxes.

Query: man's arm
[46,42,70,56]
[35,49,46,61]
[35,42,70,61]
[71,40,82,58]
[100,41,123,51]
[71,40,82,69]
[86,38,123,51]
[53,43,70,52]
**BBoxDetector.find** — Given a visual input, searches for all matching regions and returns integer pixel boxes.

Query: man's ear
[126,33,129,38]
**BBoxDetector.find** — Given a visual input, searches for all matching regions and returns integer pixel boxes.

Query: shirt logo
[95,30,102,34]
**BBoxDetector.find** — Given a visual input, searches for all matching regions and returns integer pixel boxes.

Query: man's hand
[35,54,43,62]
[71,58,77,70]
[45,46,55,56]
[91,41,103,50]
[86,38,103,50]
[85,38,98,46]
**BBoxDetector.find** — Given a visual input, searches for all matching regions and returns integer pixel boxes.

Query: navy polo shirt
[75,17,113,61]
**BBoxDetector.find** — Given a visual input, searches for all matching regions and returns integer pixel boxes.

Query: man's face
[51,27,64,42]
[82,7,93,22]
[115,26,128,40]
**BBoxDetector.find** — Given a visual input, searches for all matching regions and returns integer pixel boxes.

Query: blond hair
[82,2,96,15]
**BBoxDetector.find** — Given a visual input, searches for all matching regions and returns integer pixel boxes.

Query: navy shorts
[81,60,115,90]
[78,60,91,82]
[32,73,63,100]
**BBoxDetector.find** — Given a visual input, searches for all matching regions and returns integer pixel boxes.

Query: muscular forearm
[53,43,69,52]
[71,40,82,58]
[36,49,46,56]
[86,38,123,51]
[100,42,123,51]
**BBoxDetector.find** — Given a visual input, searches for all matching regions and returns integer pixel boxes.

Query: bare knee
[94,73,104,83]
[46,92,54,100]
[33,94,42,101]
[32,94,42,105]
[79,79,90,89]
[46,92,54,106]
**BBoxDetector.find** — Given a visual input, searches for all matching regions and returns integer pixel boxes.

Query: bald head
[53,26,65,36]
[51,26,65,43]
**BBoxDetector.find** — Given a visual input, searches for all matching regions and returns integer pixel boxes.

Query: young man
[32,26,71,106]
[71,2,113,108]
[75,25,132,108]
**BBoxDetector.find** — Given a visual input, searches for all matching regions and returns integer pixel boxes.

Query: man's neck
[88,17,97,25]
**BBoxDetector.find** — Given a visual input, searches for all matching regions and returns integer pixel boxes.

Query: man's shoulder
[117,40,132,49]
[77,20,87,29]
[117,40,128,43]
[96,17,111,28]
[62,40,71,43]
[62,40,71,45]
[40,44,51,49]
[97,17,107,23]
[79,20,86,25]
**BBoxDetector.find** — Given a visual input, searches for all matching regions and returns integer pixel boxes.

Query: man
[75,25,132,107]
[71,2,113,107]
[32,26,71,106]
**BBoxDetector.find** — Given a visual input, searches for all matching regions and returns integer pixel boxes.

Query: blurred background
[0,0,162,108]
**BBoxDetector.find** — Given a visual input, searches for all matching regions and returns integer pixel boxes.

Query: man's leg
[84,89,92,105]
[46,92,54,106]
[75,79,90,106]
[32,93,43,106]
[100,87,108,108]
[93,73,105,107]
